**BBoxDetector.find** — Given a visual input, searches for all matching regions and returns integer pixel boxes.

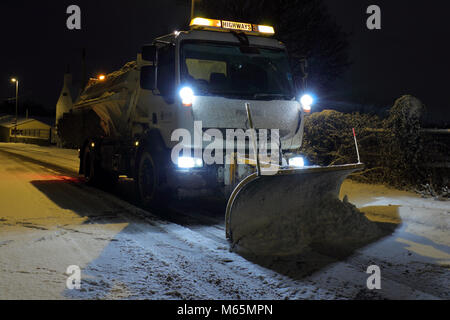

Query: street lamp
[89,74,106,82]
[11,78,19,143]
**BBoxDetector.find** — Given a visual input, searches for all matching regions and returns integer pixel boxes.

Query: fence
[362,128,450,168]
[9,128,52,145]
[11,128,51,140]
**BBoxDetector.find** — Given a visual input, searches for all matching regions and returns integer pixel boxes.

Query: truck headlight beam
[179,87,195,107]
[177,156,203,169]
[289,156,305,168]
[300,94,314,113]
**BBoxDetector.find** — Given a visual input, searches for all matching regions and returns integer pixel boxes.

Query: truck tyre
[136,150,165,208]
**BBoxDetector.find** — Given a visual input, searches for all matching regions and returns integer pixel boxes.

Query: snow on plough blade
[225,163,364,256]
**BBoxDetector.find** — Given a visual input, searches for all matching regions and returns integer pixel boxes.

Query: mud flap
[225,164,364,256]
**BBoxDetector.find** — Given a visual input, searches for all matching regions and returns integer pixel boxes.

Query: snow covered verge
[0,143,79,173]
[0,143,448,300]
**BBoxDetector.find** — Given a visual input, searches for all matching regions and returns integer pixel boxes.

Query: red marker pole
[353,128,361,164]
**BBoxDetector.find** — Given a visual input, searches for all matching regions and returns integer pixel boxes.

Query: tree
[198,0,350,95]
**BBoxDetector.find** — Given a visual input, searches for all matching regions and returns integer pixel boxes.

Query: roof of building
[0,116,51,128]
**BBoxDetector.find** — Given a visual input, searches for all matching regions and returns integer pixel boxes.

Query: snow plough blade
[225,163,364,256]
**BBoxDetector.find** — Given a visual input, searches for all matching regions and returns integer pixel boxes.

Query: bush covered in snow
[301,95,449,197]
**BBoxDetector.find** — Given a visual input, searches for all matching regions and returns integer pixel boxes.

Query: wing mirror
[140,45,157,90]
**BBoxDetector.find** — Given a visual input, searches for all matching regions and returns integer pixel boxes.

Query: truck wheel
[136,151,164,208]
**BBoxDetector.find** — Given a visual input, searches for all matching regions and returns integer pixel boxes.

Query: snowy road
[0,143,448,300]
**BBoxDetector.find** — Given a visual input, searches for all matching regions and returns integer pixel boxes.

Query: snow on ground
[0,143,448,300]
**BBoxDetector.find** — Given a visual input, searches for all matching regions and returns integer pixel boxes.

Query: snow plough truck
[58,17,363,255]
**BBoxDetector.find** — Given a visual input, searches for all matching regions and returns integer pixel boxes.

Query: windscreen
[180,42,295,100]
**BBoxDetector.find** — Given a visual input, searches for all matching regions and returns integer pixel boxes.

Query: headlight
[300,94,313,113]
[177,156,203,169]
[289,156,305,168]
[179,87,194,107]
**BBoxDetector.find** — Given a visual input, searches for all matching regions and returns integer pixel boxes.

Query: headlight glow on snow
[179,87,195,107]
[177,156,203,169]
[289,157,305,168]
[300,94,314,113]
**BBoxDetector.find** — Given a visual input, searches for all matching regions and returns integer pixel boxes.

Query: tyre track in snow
[0,145,337,299]
[1,143,447,299]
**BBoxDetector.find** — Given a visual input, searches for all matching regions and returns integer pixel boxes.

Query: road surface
[0,143,448,300]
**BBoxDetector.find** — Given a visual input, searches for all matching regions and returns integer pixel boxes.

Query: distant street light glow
[10,78,19,143]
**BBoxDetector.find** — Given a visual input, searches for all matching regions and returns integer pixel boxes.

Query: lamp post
[11,78,19,143]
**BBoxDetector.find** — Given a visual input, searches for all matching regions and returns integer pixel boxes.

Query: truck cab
[71,18,312,206]
[139,19,306,150]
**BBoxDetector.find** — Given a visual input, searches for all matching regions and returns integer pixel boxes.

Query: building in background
[55,72,74,126]
[55,71,77,147]
[0,115,52,145]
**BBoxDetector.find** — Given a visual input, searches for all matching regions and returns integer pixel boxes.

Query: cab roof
[154,29,285,50]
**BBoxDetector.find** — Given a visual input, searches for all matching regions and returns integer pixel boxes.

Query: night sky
[0,0,449,124]
[324,0,450,123]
